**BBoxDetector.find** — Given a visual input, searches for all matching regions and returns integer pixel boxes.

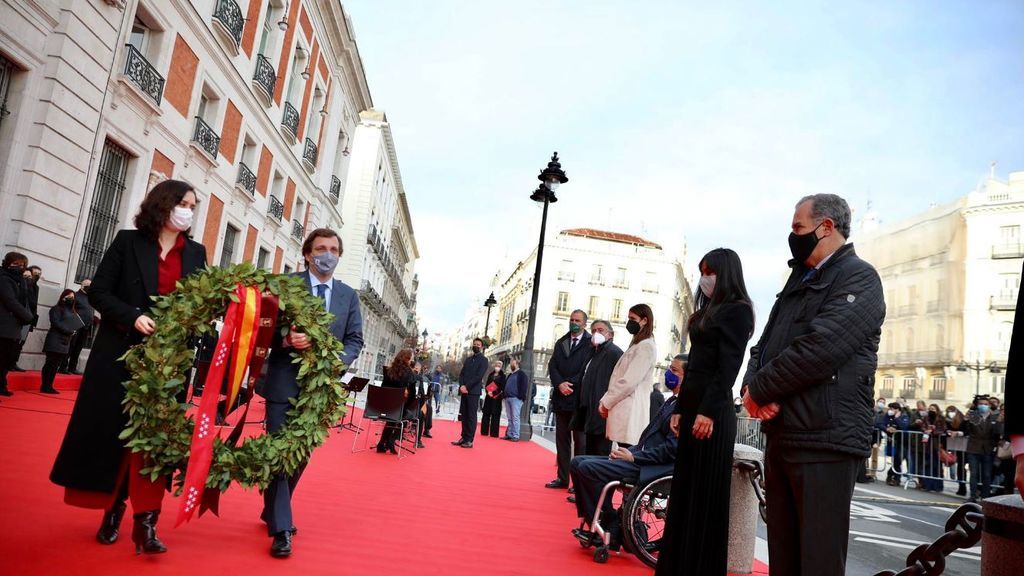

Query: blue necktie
[801,268,817,283]
[316,283,328,309]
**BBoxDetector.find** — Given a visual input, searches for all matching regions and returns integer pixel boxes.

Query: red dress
[64,233,186,511]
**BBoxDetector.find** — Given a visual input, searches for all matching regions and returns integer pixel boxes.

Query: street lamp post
[483,292,497,338]
[957,359,1000,397]
[519,152,568,442]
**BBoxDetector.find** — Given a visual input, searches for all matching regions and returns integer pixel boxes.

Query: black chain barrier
[735,459,768,523]
[872,502,984,576]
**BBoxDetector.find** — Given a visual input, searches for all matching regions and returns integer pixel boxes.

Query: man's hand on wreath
[288,328,311,350]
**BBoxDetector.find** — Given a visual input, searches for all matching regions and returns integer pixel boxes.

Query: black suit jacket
[548,331,594,413]
[631,395,679,485]
[1004,260,1023,438]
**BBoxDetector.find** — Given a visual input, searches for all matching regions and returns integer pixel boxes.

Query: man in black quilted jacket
[742,193,885,576]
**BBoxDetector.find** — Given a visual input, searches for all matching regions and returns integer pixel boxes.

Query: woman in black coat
[378,348,419,453]
[50,180,207,555]
[0,251,34,397]
[39,289,85,394]
[657,249,754,576]
[481,362,506,438]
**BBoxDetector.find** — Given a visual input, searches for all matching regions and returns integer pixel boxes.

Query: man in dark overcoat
[546,309,594,489]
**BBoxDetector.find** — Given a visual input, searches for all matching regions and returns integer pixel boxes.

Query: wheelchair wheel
[593,546,609,563]
[620,475,672,569]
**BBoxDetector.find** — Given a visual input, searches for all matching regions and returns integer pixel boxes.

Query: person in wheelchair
[570,353,686,549]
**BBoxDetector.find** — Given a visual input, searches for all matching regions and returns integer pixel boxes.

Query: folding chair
[352,385,407,458]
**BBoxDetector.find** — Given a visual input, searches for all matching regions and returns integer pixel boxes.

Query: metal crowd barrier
[733,420,1012,496]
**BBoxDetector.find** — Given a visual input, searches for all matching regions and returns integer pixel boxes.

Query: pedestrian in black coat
[1003,259,1023,500]
[577,320,622,457]
[0,252,34,396]
[545,309,594,488]
[742,194,885,576]
[62,279,96,374]
[50,180,207,555]
[39,289,86,394]
[481,361,506,437]
[453,338,489,447]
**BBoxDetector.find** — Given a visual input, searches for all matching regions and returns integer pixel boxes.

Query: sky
[344,0,1024,338]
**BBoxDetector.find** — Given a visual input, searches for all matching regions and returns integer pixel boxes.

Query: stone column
[981,495,1024,576]
[729,443,764,574]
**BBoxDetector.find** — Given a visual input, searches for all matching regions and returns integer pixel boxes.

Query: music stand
[338,375,370,432]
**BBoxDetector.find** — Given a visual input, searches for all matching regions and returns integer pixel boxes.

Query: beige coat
[600,337,656,445]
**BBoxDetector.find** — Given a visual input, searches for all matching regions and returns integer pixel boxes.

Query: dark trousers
[765,445,860,576]
[481,396,503,437]
[555,411,584,484]
[262,400,308,535]
[422,401,433,433]
[584,433,612,457]
[62,329,87,372]
[41,352,65,391]
[570,455,639,526]
[967,452,993,499]
[0,336,19,392]
[459,394,480,443]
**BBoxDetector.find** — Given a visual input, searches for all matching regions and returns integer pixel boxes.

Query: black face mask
[626,320,641,335]
[63,297,74,304]
[472,346,481,354]
[788,222,823,265]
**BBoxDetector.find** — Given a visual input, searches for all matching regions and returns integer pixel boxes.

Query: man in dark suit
[570,354,684,544]
[546,309,594,489]
[578,320,623,457]
[452,337,488,447]
[259,228,363,558]
[1005,259,1023,501]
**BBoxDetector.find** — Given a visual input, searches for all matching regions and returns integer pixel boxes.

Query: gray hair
[570,309,589,323]
[591,319,613,335]
[797,194,851,239]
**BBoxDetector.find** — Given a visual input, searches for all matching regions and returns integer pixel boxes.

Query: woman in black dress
[656,248,754,575]
[50,180,207,554]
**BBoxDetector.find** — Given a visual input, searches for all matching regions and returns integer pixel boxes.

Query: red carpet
[0,390,768,575]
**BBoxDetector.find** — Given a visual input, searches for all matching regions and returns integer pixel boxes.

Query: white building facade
[336,110,419,379]
[0,0,417,373]
[856,171,1023,407]
[487,228,694,386]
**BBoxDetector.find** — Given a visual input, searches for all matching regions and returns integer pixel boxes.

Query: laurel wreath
[119,264,348,491]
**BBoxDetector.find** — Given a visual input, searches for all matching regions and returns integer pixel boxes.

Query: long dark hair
[134,179,195,239]
[57,288,76,312]
[689,248,753,332]
[629,303,654,345]
[387,348,414,382]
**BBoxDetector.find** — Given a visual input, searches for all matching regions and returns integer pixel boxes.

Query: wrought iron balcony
[992,243,1024,259]
[123,44,164,105]
[281,101,299,139]
[236,162,256,196]
[291,219,305,242]
[191,116,220,159]
[212,0,244,47]
[557,271,575,282]
[252,54,277,101]
[928,390,947,400]
[267,195,284,221]
[991,290,1018,311]
[302,138,318,169]
[329,176,341,205]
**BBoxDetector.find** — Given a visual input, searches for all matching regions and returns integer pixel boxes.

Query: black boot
[0,385,12,397]
[96,500,127,544]
[131,511,167,555]
[40,386,59,394]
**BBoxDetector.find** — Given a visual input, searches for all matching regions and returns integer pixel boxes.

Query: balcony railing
[588,277,605,286]
[926,300,942,313]
[236,162,256,196]
[992,243,1024,259]
[267,195,284,221]
[557,272,575,282]
[252,54,277,101]
[612,281,630,289]
[991,291,1018,311]
[897,304,916,317]
[281,101,299,139]
[877,349,954,366]
[302,138,318,170]
[291,219,305,242]
[928,390,947,400]
[328,175,341,205]
[212,0,244,47]
[123,44,164,105]
[191,116,220,159]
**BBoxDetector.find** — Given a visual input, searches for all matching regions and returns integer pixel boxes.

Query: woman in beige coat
[599,303,656,447]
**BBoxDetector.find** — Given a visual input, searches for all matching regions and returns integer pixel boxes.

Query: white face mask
[591,332,607,346]
[168,206,193,232]
[699,274,717,298]
[947,411,956,419]
[887,410,895,417]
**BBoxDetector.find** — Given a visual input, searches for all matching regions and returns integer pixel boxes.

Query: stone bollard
[729,443,764,575]
[981,495,1024,576]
